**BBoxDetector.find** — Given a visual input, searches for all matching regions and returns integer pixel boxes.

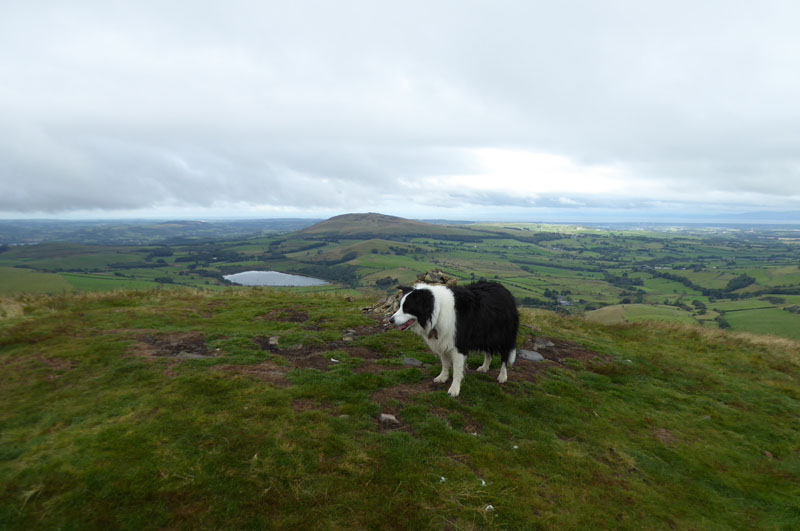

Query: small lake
[223,270,329,287]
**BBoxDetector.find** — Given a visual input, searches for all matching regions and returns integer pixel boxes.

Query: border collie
[389,281,519,397]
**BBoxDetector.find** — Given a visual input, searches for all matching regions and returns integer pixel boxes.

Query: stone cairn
[363,269,458,317]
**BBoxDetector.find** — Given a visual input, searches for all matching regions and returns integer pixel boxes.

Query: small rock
[379,413,400,425]
[439,476,446,483]
[330,358,340,363]
[403,357,424,367]
[484,504,495,512]
[533,339,555,349]
[343,336,354,342]
[763,450,774,459]
[268,336,280,347]
[345,296,355,302]
[518,349,545,361]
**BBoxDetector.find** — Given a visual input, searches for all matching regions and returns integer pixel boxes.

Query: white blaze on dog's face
[389,286,434,332]
[389,290,417,330]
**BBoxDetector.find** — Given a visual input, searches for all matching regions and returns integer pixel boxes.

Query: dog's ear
[396,285,414,295]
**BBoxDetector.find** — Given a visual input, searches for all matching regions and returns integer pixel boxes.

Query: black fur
[452,281,519,361]
[399,288,435,329]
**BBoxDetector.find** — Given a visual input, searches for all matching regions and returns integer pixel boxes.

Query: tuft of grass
[1,289,798,529]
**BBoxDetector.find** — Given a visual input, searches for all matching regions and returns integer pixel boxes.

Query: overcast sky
[1,0,799,222]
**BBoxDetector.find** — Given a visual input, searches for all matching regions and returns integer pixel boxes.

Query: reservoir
[223,270,328,287]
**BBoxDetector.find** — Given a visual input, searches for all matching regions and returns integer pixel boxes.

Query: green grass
[585,304,699,326]
[0,267,74,295]
[61,273,167,292]
[723,307,800,340]
[1,289,799,529]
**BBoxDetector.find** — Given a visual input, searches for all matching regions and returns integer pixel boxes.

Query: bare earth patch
[292,398,338,414]
[510,335,612,383]
[370,382,439,413]
[37,356,77,380]
[214,361,290,388]
[653,427,678,446]
[254,309,310,323]
[254,335,402,373]
[132,331,215,359]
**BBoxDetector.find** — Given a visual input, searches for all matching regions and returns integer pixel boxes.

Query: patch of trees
[715,315,731,329]
[620,289,646,304]
[375,276,399,289]
[513,259,602,273]
[724,274,756,292]
[146,247,174,260]
[519,297,560,311]
[651,271,757,300]
[315,251,358,266]
[297,264,360,288]
[175,249,246,264]
[604,272,644,289]
[107,261,168,270]
[484,231,564,245]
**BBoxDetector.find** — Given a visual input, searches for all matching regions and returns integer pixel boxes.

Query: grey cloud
[1,1,800,217]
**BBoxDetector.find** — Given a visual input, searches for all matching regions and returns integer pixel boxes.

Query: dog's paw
[433,373,449,384]
[497,364,508,383]
[447,384,461,397]
[475,365,490,373]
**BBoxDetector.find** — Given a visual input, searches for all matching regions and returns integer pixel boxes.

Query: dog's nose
[389,316,395,324]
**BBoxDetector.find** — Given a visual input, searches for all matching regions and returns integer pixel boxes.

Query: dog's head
[389,285,434,332]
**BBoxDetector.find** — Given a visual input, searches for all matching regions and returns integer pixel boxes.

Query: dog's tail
[508,348,517,368]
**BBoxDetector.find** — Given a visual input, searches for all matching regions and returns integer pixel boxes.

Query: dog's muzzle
[389,316,416,331]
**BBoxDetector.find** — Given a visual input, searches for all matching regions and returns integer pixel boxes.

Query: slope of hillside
[297,212,486,239]
[1,289,798,529]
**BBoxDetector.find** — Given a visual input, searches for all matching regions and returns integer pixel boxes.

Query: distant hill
[0,218,320,245]
[297,212,485,240]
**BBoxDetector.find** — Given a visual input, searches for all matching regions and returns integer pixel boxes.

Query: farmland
[2,213,800,339]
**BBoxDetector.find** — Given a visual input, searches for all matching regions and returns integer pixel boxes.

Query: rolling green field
[585,304,700,326]
[2,214,800,340]
[0,267,73,295]
[1,289,798,529]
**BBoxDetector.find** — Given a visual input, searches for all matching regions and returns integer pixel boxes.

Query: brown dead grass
[214,361,290,387]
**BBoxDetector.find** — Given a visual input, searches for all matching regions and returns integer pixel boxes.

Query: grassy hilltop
[1,288,798,529]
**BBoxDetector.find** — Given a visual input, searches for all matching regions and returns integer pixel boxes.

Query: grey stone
[403,357,424,367]
[518,349,545,361]
[379,413,400,425]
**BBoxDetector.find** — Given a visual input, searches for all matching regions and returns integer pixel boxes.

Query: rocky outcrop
[363,269,458,316]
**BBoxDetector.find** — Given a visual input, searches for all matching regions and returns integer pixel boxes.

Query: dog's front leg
[447,352,466,397]
[433,350,451,383]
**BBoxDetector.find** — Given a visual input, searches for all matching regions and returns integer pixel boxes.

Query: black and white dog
[389,281,519,397]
